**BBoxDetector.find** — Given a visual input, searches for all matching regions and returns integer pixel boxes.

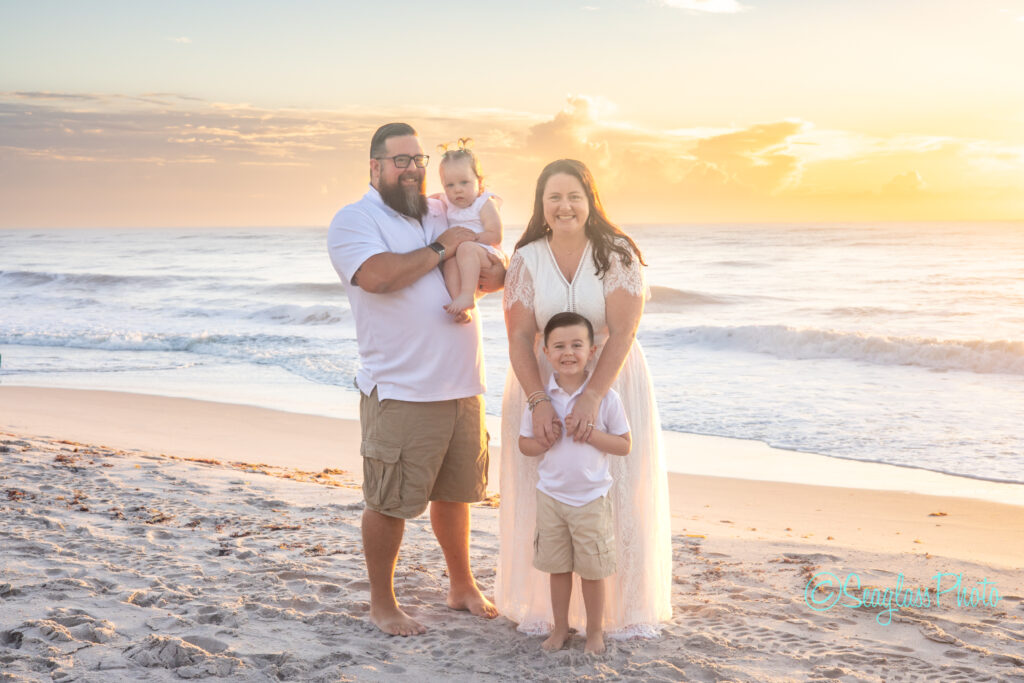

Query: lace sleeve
[603,250,646,299]
[502,251,535,312]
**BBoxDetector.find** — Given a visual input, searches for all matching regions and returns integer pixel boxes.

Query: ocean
[1,224,1022,485]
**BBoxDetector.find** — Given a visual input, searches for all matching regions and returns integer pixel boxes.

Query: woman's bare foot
[584,631,606,655]
[541,627,571,651]
[447,586,499,618]
[369,604,426,636]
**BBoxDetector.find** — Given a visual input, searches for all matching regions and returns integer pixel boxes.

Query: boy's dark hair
[370,122,417,158]
[543,311,594,345]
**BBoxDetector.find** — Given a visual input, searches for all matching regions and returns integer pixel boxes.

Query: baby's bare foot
[444,294,476,315]
[541,627,570,652]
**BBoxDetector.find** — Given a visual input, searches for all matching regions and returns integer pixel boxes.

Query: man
[327,123,505,636]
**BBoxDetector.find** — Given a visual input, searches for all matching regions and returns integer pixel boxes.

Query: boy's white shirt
[520,373,629,507]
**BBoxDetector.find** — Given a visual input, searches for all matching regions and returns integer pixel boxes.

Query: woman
[497,159,672,638]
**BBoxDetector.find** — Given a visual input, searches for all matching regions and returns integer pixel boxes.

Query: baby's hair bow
[437,137,474,153]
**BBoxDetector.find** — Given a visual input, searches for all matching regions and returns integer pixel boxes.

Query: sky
[1,0,1023,227]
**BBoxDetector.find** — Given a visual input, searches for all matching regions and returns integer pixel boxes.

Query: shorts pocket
[361,441,403,510]
[578,535,617,579]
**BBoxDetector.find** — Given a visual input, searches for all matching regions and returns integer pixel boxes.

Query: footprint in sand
[144,615,191,630]
[146,529,175,542]
[194,605,234,625]
[69,621,117,643]
[123,634,240,677]
[782,552,841,563]
[345,579,370,592]
[811,665,850,679]
[250,497,290,509]
[0,629,24,648]
[181,634,229,654]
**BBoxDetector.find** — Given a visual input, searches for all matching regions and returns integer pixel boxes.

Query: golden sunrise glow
[1,2,1022,227]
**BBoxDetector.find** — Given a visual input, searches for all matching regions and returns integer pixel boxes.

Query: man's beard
[379,171,428,218]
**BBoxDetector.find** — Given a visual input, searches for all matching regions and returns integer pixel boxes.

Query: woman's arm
[565,285,643,441]
[475,197,503,247]
[506,299,561,448]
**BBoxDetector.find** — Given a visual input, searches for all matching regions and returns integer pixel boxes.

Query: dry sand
[2,387,1023,682]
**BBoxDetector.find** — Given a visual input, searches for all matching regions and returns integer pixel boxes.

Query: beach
[2,387,1022,682]
[5,0,1024,678]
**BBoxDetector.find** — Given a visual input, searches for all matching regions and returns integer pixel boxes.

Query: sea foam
[653,325,1024,376]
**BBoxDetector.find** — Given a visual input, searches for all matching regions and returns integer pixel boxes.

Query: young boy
[519,311,631,655]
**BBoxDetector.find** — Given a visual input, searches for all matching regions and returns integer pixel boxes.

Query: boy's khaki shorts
[532,490,616,580]
[359,386,488,520]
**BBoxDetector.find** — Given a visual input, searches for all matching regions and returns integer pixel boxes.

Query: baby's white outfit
[443,191,505,259]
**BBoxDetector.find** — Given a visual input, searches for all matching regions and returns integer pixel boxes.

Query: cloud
[0,91,552,226]
[881,170,928,198]
[688,120,807,193]
[1,91,1021,226]
[524,95,616,166]
[8,91,108,102]
[523,98,805,191]
[5,91,207,108]
[660,0,747,14]
[517,97,1023,220]
[512,97,817,221]
[170,37,192,43]
[0,93,365,165]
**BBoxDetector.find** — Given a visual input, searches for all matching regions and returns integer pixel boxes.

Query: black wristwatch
[427,241,445,264]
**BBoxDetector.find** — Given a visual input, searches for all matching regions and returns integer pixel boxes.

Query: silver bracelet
[528,395,551,412]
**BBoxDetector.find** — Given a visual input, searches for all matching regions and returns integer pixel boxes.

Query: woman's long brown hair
[514,159,645,276]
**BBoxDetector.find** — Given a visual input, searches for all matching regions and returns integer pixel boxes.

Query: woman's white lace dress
[497,238,673,638]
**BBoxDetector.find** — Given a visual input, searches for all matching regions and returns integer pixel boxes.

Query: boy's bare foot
[447,586,499,618]
[541,627,570,651]
[369,604,426,636]
[584,632,606,655]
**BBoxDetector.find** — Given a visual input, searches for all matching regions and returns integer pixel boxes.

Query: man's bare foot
[447,586,498,618]
[584,632,606,655]
[541,627,570,651]
[369,604,426,636]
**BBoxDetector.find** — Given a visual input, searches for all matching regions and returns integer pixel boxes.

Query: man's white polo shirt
[327,185,485,402]
[520,374,630,506]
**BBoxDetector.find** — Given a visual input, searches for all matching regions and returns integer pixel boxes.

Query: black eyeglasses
[374,154,430,169]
